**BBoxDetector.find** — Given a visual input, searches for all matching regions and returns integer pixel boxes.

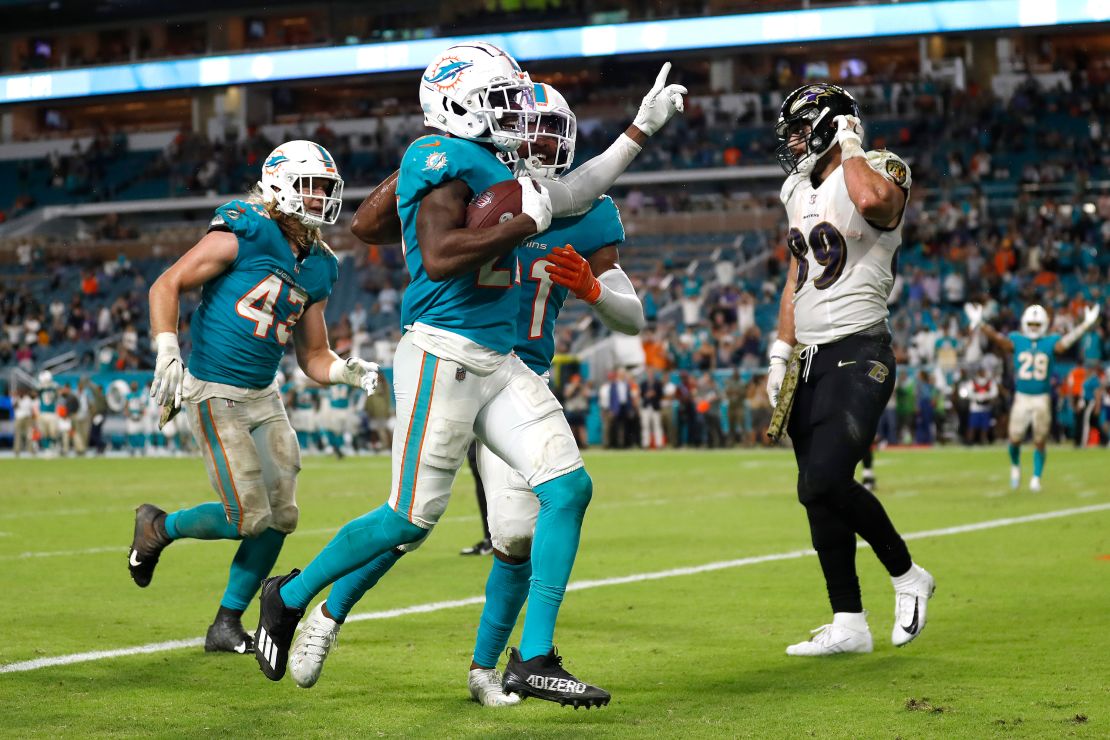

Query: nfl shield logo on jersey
[455,367,467,382]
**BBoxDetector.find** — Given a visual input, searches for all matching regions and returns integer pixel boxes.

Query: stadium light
[1,0,1107,105]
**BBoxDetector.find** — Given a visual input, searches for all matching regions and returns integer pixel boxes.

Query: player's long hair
[247,185,333,256]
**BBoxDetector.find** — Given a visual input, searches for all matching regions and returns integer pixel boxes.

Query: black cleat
[254,570,304,681]
[128,504,172,588]
[502,647,610,708]
[206,612,253,654]
[460,538,493,556]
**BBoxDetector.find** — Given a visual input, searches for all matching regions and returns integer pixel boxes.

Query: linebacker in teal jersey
[127,140,379,654]
[967,301,1101,491]
[257,45,682,707]
[285,84,646,708]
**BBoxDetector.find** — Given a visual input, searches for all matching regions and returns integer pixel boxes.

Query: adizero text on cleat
[128,504,172,588]
[205,613,253,654]
[253,570,305,681]
[502,647,610,708]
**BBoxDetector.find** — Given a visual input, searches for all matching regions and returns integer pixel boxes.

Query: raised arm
[964,303,1014,353]
[542,63,686,217]
[350,169,402,245]
[417,178,548,281]
[833,116,906,229]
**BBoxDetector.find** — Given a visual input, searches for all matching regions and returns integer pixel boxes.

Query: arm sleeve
[542,134,643,217]
[590,266,644,335]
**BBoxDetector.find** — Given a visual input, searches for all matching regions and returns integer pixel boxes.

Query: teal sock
[473,557,531,668]
[519,468,592,661]
[325,548,404,622]
[1033,448,1046,477]
[221,528,287,611]
[164,502,239,540]
[279,503,425,610]
[1008,444,1020,466]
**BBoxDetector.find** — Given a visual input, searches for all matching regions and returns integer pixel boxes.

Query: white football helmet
[37,369,54,387]
[419,42,538,154]
[258,140,344,227]
[1021,304,1048,339]
[514,83,576,179]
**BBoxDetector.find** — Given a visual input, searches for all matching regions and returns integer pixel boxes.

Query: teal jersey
[125,391,145,421]
[188,200,339,389]
[1010,332,1060,395]
[514,196,625,374]
[291,387,316,411]
[327,384,352,409]
[396,135,519,353]
[38,386,58,413]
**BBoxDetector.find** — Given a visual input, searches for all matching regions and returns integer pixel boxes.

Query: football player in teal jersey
[285,83,646,707]
[127,140,379,654]
[966,302,1101,490]
[322,383,354,458]
[255,44,682,707]
[124,380,147,456]
[35,370,60,452]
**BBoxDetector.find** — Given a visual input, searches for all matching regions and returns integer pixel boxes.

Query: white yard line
[2,502,1109,675]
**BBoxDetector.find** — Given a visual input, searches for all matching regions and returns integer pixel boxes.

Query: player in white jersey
[765,83,935,657]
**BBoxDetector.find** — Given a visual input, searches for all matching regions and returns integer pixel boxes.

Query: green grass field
[2,447,1108,738]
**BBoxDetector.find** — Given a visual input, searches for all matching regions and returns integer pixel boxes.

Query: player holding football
[285,83,643,707]
[127,141,378,653]
[766,83,935,656]
[252,44,681,708]
[965,302,1100,490]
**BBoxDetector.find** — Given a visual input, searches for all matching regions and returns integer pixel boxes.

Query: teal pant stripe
[395,353,438,518]
[199,400,240,529]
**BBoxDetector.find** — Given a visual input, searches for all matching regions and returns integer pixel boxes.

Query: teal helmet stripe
[534,83,548,105]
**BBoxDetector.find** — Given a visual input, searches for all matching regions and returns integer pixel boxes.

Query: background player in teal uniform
[321,384,354,458]
[255,44,683,708]
[285,83,646,707]
[35,370,60,452]
[967,302,1100,490]
[124,381,147,456]
[127,140,379,654]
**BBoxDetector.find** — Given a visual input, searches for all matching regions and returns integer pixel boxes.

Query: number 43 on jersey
[235,274,307,344]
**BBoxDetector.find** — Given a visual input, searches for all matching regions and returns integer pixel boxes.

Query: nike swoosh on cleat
[128,550,142,567]
[901,599,920,634]
[838,360,857,367]
[234,642,247,654]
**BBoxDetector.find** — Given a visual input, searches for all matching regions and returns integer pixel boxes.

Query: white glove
[766,338,793,408]
[1082,303,1101,328]
[964,302,984,331]
[518,177,552,234]
[150,332,184,409]
[833,114,865,159]
[329,357,380,396]
[632,62,688,137]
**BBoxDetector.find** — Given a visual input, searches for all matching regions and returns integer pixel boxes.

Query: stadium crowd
[4,58,1110,451]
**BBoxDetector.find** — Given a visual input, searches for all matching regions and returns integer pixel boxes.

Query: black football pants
[787,332,913,613]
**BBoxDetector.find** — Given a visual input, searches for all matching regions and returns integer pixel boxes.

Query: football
[465,178,523,229]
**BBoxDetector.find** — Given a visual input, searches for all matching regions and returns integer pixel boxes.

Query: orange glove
[545,245,602,304]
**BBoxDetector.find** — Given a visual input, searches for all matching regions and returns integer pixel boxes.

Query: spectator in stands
[639,370,664,449]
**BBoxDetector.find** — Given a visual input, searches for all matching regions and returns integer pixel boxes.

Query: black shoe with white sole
[460,538,493,556]
[254,570,304,680]
[205,610,253,654]
[128,504,172,588]
[502,647,610,709]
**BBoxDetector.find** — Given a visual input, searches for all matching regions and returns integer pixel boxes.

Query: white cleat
[1029,476,1042,492]
[891,565,936,647]
[289,603,341,689]
[468,667,522,706]
[1010,466,1021,490]
[786,612,873,656]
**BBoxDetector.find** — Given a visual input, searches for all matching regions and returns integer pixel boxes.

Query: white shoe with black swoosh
[891,565,935,647]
